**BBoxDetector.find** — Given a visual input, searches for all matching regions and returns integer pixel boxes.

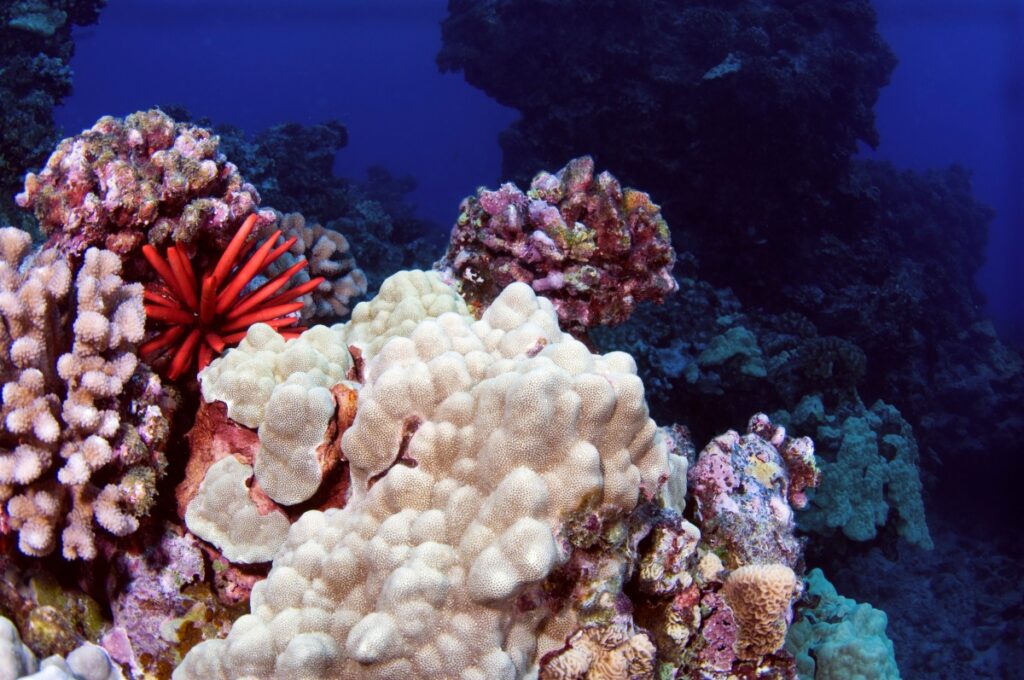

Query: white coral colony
[177,271,685,679]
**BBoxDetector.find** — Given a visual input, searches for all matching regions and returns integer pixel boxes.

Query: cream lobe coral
[175,272,677,680]
[199,323,351,506]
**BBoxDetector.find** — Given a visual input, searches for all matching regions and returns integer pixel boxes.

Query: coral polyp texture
[436,156,677,337]
[0,227,175,560]
[16,108,271,261]
[175,270,682,680]
[721,564,798,660]
[141,213,325,380]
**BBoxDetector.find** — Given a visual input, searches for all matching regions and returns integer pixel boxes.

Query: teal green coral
[786,569,900,680]
[697,325,767,378]
[777,394,932,549]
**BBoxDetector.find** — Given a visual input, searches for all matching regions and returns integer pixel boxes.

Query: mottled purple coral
[437,156,677,337]
[687,413,820,570]
[16,109,274,269]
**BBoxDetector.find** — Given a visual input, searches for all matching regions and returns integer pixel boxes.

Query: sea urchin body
[140,214,324,379]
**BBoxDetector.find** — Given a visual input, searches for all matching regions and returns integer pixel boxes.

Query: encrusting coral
[436,156,677,338]
[0,227,176,560]
[687,414,820,570]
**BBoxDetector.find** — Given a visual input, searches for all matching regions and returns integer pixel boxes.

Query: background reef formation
[438,0,1024,520]
[0,0,105,231]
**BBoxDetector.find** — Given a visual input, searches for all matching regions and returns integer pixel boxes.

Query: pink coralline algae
[16,109,273,264]
[436,155,678,337]
[688,414,821,570]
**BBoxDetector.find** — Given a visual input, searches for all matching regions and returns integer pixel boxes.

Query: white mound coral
[200,323,351,506]
[176,271,679,679]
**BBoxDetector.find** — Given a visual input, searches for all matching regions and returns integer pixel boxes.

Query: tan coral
[1,228,174,559]
[269,212,368,324]
[199,324,352,506]
[540,624,657,680]
[721,563,798,659]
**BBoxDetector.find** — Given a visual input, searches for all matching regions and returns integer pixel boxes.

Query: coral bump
[140,214,324,379]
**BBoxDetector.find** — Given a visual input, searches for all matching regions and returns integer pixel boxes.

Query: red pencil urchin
[140,214,324,380]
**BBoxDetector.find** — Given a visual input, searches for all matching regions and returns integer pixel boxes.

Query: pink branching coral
[15,108,272,263]
[436,155,678,337]
[0,227,176,560]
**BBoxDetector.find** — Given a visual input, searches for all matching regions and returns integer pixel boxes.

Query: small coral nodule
[140,214,324,380]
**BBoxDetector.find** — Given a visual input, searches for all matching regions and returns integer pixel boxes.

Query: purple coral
[687,413,820,570]
[16,109,273,268]
[436,156,678,337]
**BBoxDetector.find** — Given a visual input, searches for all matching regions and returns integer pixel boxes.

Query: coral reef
[439,0,1024,543]
[0,0,105,230]
[595,271,931,551]
[161,107,443,294]
[177,271,679,678]
[0,228,176,559]
[687,414,819,572]
[437,156,677,337]
[438,0,895,284]
[16,109,271,265]
[774,395,932,549]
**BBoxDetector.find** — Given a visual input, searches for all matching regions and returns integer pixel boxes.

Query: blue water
[56,0,516,230]
[866,0,1024,346]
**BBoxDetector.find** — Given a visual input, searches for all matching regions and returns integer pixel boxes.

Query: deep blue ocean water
[3,1,1022,678]
[54,0,1022,347]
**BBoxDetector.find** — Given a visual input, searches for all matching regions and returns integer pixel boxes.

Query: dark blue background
[56,0,1023,345]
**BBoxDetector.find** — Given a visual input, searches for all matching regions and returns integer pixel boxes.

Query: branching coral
[436,156,677,337]
[0,227,176,559]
